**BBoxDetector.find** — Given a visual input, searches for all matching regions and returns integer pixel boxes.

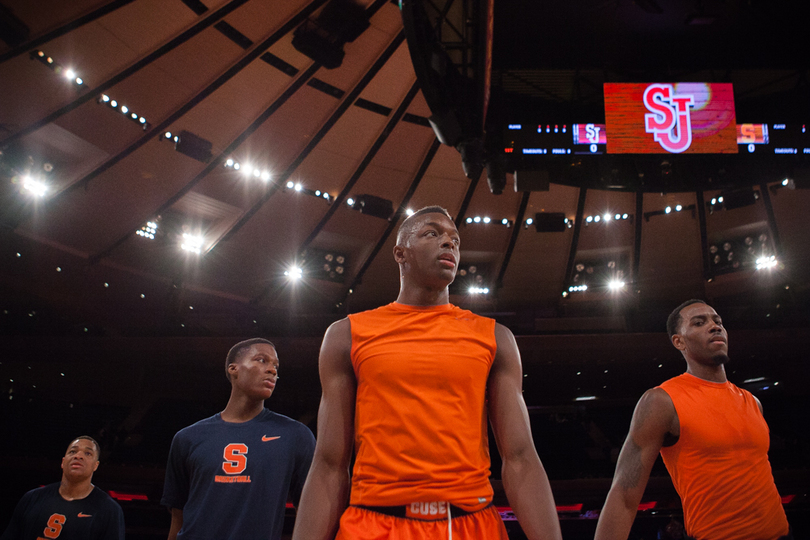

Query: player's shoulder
[90,486,124,509]
[173,413,221,438]
[21,482,59,502]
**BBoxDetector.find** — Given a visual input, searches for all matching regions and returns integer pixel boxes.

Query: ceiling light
[603,213,611,221]
[284,266,303,280]
[615,213,621,220]
[594,215,601,222]
[586,216,593,223]
[665,206,672,214]
[622,213,628,219]
[466,217,473,224]
[22,177,48,197]
[165,131,172,139]
[226,158,234,167]
[675,204,683,211]
[64,69,75,79]
[294,183,302,191]
[483,217,491,224]
[110,100,118,108]
[756,256,778,270]
[253,169,261,178]
[406,208,415,216]
[241,164,253,176]
[102,94,110,102]
[608,280,626,290]
[120,105,129,114]
[525,218,533,226]
[473,216,481,223]
[181,233,204,254]
[575,396,596,401]
[260,171,271,181]
[347,197,355,206]
[469,287,490,294]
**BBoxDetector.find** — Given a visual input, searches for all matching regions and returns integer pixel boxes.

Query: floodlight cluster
[585,213,629,225]
[136,221,158,240]
[468,287,490,294]
[568,284,588,292]
[99,94,149,129]
[30,50,85,88]
[465,216,513,227]
[756,255,778,270]
[181,233,204,254]
[284,266,303,280]
[22,176,48,197]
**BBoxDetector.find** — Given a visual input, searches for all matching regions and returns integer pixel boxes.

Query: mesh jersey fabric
[348,302,497,508]
[161,408,315,540]
[0,483,124,540]
[659,373,789,540]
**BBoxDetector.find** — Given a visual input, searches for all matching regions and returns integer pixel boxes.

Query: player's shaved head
[396,206,453,247]
[68,435,101,457]
[225,338,276,380]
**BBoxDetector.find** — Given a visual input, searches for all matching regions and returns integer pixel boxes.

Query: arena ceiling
[1,0,808,341]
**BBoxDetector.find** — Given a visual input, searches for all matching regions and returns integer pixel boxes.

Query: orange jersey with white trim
[348,302,497,507]
[659,373,789,540]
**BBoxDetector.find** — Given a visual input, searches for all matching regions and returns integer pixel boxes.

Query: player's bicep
[314,318,356,468]
[488,324,534,458]
[613,389,675,495]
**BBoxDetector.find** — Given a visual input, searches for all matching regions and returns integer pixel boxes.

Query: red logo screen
[604,83,738,154]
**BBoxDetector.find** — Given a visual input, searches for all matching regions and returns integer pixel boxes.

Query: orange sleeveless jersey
[659,373,789,540]
[348,302,497,508]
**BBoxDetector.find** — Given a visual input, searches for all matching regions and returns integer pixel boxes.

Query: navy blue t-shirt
[161,408,315,540]
[0,483,124,540]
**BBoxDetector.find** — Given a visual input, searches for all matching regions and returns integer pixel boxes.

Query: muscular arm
[167,508,183,540]
[594,388,677,540]
[489,324,562,540]
[292,318,356,540]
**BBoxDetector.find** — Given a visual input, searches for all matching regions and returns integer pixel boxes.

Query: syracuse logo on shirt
[214,443,251,483]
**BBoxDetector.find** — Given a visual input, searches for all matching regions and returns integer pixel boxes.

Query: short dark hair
[69,436,101,457]
[396,206,454,246]
[225,338,275,380]
[666,299,707,338]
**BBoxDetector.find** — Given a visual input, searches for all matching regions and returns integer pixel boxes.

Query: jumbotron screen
[603,83,738,154]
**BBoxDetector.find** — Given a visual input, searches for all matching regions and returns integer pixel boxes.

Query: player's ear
[227,362,239,378]
[671,333,686,351]
[393,244,406,264]
[93,460,99,472]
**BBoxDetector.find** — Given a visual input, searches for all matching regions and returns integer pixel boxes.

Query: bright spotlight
[603,213,611,222]
[22,177,48,197]
[406,208,415,216]
[260,171,271,182]
[525,218,533,225]
[110,100,118,108]
[294,183,302,191]
[139,116,146,124]
[287,181,295,189]
[665,206,672,214]
[466,217,473,224]
[782,179,789,186]
[469,287,489,294]
[241,164,253,176]
[102,94,110,102]
[615,213,621,220]
[594,215,601,222]
[181,233,204,254]
[586,216,593,223]
[164,131,172,139]
[483,217,491,224]
[755,256,778,270]
[473,216,481,223]
[347,198,355,206]
[75,77,83,85]
[608,280,626,291]
[284,266,303,280]
[65,69,76,80]
[675,204,683,212]
[502,218,509,225]
[253,169,261,178]
[120,105,129,114]
[622,213,628,220]
[225,158,234,167]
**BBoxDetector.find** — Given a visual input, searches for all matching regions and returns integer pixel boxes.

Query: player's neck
[685,362,727,383]
[59,477,94,501]
[221,394,265,423]
[396,282,450,307]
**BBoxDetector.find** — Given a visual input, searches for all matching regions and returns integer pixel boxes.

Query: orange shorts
[335,504,509,540]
